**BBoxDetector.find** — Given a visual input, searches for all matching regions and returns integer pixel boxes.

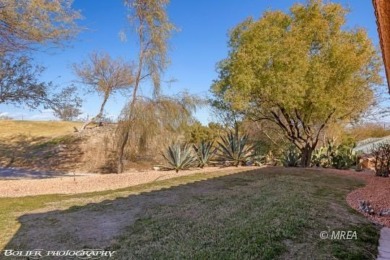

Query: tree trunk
[81,94,109,130]
[300,145,313,167]
[117,126,130,174]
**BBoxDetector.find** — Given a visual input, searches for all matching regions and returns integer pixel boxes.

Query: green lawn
[1,168,380,259]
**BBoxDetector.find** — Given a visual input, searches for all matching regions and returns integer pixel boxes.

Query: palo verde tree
[116,0,176,173]
[0,0,80,54]
[211,0,382,167]
[74,52,134,129]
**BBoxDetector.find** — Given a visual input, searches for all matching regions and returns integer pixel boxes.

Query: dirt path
[0,167,258,197]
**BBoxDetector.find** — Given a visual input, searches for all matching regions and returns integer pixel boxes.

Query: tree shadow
[0,167,67,179]
[0,134,83,173]
[3,169,259,254]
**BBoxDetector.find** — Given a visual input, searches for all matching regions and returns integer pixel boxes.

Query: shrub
[162,143,197,172]
[331,146,357,170]
[193,141,216,168]
[217,131,253,166]
[371,143,390,177]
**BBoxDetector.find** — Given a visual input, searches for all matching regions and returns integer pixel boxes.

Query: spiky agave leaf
[193,141,216,168]
[162,143,197,172]
[281,146,301,167]
[217,131,253,166]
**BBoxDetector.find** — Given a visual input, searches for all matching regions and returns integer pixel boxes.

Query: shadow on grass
[0,167,67,179]
[0,134,82,173]
[3,167,381,259]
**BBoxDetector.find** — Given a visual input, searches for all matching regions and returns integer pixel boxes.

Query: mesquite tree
[211,0,382,167]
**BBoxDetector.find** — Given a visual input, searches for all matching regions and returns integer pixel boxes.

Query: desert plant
[217,131,253,166]
[371,143,390,177]
[311,139,357,169]
[281,146,301,167]
[331,146,357,170]
[162,143,197,172]
[193,141,216,168]
[311,146,330,168]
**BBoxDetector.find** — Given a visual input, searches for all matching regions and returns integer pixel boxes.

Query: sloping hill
[0,120,84,171]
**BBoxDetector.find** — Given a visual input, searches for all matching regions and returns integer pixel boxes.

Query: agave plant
[281,146,301,167]
[193,141,216,168]
[217,131,253,166]
[162,143,197,172]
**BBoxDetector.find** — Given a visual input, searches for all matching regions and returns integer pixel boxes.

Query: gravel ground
[345,172,390,228]
[0,166,258,198]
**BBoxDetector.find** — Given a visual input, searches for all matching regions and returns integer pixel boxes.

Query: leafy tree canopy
[211,0,382,166]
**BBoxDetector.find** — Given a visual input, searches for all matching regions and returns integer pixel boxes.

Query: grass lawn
[1,167,380,259]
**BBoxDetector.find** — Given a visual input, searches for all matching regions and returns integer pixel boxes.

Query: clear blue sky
[0,0,383,124]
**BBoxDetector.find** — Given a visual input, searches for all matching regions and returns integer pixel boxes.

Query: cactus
[311,139,357,169]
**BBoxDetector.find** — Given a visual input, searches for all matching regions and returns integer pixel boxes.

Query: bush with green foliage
[281,146,301,167]
[217,131,253,166]
[193,141,216,168]
[331,146,357,170]
[162,143,197,172]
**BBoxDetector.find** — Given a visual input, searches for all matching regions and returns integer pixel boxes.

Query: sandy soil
[0,167,258,198]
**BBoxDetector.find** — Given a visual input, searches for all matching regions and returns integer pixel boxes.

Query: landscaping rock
[380,209,390,217]
[359,200,375,215]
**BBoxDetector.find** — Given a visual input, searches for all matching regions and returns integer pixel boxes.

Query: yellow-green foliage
[211,0,382,166]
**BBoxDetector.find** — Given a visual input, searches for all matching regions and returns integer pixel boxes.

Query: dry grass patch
[0,120,83,138]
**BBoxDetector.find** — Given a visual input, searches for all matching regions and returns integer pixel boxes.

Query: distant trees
[74,52,134,128]
[211,0,382,167]
[184,121,223,144]
[49,86,82,121]
[0,0,80,54]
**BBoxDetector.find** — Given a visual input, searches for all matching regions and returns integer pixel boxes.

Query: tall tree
[0,0,80,54]
[74,52,134,129]
[116,0,176,173]
[211,0,382,167]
